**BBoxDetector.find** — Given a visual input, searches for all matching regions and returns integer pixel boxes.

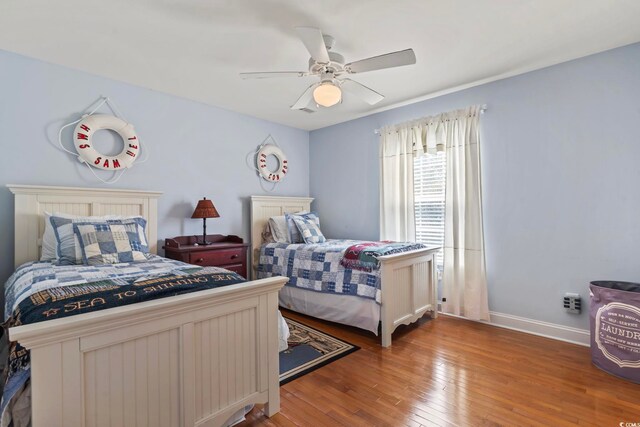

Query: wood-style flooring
[240,310,640,426]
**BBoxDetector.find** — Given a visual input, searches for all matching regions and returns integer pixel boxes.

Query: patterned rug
[280,317,359,385]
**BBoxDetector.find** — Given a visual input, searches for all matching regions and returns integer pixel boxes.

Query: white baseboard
[437,305,590,346]
[485,311,590,347]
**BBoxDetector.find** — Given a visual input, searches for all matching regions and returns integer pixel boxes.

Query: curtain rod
[373,104,488,135]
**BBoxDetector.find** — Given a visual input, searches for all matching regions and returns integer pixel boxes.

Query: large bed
[250,195,439,347]
[5,185,288,427]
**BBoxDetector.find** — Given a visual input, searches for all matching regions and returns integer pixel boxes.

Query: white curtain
[379,105,489,321]
[379,127,416,241]
[440,106,489,321]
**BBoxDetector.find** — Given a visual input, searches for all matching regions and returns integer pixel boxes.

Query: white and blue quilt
[258,239,388,303]
[4,255,198,319]
[2,255,237,426]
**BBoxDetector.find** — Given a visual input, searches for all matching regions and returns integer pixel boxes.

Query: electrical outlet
[563,293,581,314]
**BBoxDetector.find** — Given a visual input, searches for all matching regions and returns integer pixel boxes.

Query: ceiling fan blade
[295,27,330,63]
[290,83,319,110]
[345,48,416,74]
[340,79,384,105]
[240,71,309,79]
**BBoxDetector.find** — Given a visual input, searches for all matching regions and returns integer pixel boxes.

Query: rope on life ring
[245,134,289,192]
[56,96,149,184]
[256,144,288,182]
[74,114,139,170]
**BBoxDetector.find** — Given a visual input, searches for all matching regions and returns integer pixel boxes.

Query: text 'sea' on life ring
[257,144,288,182]
[74,114,139,170]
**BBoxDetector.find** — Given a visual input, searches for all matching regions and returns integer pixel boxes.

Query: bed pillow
[285,212,319,243]
[73,219,150,265]
[41,212,144,261]
[268,216,290,243]
[291,214,326,244]
[50,215,148,265]
[261,223,276,244]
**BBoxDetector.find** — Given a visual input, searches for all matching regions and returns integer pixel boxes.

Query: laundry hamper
[590,280,640,383]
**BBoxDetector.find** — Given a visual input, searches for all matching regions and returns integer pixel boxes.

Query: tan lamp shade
[191,198,220,219]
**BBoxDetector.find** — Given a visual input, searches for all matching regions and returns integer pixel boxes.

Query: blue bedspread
[2,255,241,425]
[257,239,425,303]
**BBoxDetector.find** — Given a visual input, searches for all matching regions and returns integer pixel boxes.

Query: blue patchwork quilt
[258,239,423,303]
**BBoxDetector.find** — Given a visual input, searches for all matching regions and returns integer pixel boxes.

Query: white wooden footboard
[379,248,439,347]
[9,277,287,427]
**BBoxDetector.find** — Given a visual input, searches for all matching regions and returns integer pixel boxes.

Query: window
[414,152,446,270]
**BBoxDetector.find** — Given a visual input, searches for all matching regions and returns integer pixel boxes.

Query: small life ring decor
[73,114,139,170]
[256,144,288,182]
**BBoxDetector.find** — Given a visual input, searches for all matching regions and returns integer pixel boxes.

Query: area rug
[279,317,359,385]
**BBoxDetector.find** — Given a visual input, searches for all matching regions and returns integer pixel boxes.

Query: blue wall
[2,43,640,331]
[0,50,309,310]
[310,43,640,330]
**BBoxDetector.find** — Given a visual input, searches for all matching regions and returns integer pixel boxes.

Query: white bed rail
[378,247,439,347]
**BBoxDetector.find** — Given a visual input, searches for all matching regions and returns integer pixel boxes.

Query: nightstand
[163,234,249,278]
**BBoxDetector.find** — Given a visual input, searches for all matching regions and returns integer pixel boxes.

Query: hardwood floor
[240,310,640,426]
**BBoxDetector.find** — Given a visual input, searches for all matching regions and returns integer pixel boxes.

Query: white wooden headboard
[8,185,162,268]
[250,195,314,278]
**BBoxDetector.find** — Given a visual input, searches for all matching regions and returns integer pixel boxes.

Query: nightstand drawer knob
[196,258,204,263]
[231,254,239,259]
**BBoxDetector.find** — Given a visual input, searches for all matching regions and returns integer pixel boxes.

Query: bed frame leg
[264,394,280,417]
[265,291,281,417]
[430,253,438,319]
[381,331,392,348]
[381,309,392,347]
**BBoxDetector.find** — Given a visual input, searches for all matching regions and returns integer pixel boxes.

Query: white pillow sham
[268,216,290,243]
[41,211,145,261]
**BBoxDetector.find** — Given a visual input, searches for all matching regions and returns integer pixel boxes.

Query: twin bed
[5,185,287,427]
[250,195,439,347]
[3,186,438,427]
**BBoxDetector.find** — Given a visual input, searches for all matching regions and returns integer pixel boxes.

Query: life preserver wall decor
[74,114,139,170]
[57,96,148,185]
[246,134,288,192]
[257,144,288,182]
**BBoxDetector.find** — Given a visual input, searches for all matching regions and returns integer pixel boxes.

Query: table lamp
[191,197,220,245]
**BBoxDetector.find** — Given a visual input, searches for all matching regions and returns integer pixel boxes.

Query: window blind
[414,152,446,269]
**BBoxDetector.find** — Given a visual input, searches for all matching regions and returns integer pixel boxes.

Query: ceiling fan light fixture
[243,28,415,110]
[313,82,342,107]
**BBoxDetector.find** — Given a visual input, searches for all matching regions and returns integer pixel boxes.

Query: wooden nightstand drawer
[164,234,249,278]
[189,248,244,266]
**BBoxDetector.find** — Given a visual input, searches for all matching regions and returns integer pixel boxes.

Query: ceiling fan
[240,27,416,111]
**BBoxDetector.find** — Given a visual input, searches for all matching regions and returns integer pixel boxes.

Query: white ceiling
[2,0,640,130]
